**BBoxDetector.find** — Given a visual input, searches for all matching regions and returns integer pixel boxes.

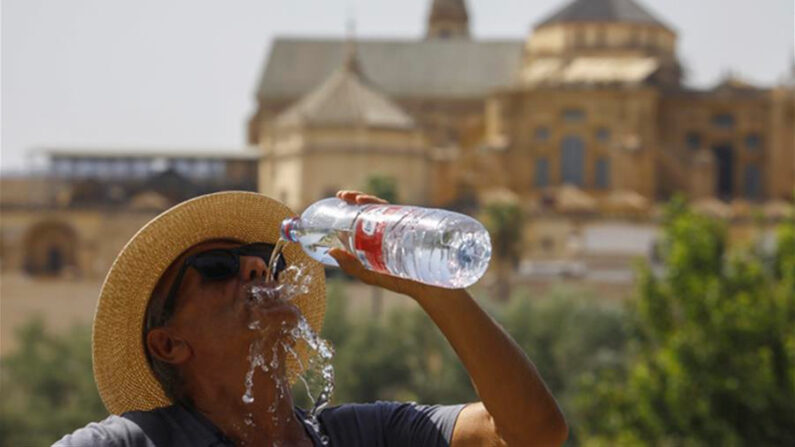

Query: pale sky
[2,0,793,171]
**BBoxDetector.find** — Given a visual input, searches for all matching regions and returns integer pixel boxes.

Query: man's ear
[146,328,191,366]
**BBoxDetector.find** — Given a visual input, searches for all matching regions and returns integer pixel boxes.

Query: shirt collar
[176,403,324,446]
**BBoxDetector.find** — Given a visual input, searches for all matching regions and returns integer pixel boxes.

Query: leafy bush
[321,280,628,445]
[0,318,107,445]
[5,201,791,446]
[576,202,795,446]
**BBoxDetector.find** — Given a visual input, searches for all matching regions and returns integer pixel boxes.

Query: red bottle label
[353,205,403,273]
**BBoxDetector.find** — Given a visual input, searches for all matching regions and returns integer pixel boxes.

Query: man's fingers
[329,248,417,294]
[329,249,378,285]
[336,190,389,205]
[329,248,361,273]
[355,194,388,204]
[337,190,361,203]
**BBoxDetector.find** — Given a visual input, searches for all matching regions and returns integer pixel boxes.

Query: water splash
[290,318,335,418]
[242,339,265,404]
[241,239,335,445]
[266,239,288,282]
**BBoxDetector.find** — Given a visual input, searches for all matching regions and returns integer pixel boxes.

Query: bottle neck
[280,217,301,242]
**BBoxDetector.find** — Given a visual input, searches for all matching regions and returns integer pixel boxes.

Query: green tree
[323,279,629,441]
[0,318,107,446]
[577,200,795,446]
[481,201,523,301]
[364,175,398,204]
[497,287,628,445]
[323,279,474,405]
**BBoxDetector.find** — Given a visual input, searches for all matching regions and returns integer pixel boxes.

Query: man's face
[153,239,302,390]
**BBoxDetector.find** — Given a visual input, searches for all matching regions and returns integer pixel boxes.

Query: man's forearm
[409,286,566,444]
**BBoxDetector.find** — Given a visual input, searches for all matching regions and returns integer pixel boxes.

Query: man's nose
[239,255,268,281]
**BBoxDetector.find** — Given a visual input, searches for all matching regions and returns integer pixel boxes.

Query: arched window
[23,221,79,277]
[561,136,585,186]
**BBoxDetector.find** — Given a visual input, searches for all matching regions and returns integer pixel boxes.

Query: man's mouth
[245,279,284,307]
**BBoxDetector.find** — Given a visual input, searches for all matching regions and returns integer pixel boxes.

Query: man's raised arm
[329,249,566,446]
[330,190,567,446]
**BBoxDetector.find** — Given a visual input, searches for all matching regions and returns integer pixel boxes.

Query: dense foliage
[2,200,792,446]
[0,319,107,446]
[481,201,524,300]
[577,201,795,446]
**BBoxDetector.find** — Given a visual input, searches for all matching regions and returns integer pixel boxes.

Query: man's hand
[328,190,439,298]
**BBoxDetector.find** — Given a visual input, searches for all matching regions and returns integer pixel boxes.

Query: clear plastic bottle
[280,198,492,289]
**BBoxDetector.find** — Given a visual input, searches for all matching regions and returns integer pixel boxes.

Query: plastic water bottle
[280,198,492,289]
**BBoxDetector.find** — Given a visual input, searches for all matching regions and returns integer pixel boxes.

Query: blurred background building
[1,0,793,353]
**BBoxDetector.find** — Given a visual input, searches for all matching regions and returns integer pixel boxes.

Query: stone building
[258,45,428,211]
[0,148,259,278]
[250,0,794,207]
[249,0,524,206]
[2,0,793,296]
[480,0,794,203]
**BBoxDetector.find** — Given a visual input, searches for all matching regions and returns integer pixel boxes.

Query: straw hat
[92,191,326,415]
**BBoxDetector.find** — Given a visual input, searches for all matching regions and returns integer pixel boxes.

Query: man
[57,191,567,446]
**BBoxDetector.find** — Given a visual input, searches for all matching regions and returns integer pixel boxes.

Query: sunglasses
[159,242,287,323]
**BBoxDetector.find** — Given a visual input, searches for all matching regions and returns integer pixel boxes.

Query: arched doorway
[23,221,79,277]
[561,136,585,186]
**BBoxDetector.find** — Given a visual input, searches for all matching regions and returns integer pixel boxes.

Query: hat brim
[92,191,326,415]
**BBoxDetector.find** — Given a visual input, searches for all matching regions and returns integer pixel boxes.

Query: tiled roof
[257,38,523,100]
[275,49,416,129]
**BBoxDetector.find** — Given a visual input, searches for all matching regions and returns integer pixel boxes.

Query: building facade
[250,0,794,208]
[2,0,793,288]
[258,47,429,211]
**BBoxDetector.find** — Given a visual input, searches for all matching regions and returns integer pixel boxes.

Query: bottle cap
[280,217,300,242]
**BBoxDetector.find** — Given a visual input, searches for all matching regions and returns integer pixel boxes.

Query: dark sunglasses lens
[240,244,271,258]
[193,251,238,279]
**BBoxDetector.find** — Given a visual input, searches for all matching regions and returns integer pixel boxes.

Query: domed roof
[538,0,669,29]
[275,47,415,130]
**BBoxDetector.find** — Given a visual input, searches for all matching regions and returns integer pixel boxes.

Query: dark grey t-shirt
[54,401,465,446]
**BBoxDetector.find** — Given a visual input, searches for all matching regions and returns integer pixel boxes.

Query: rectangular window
[595,157,611,189]
[534,127,550,142]
[744,165,762,200]
[210,160,226,177]
[712,114,735,129]
[534,158,550,187]
[561,136,585,186]
[563,109,586,123]
[745,134,762,152]
[133,159,150,178]
[596,127,611,143]
[111,160,129,177]
[686,132,701,150]
[175,159,194,177]
[52,158,72,177]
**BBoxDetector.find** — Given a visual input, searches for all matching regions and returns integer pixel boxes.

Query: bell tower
[426,0,470,39]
